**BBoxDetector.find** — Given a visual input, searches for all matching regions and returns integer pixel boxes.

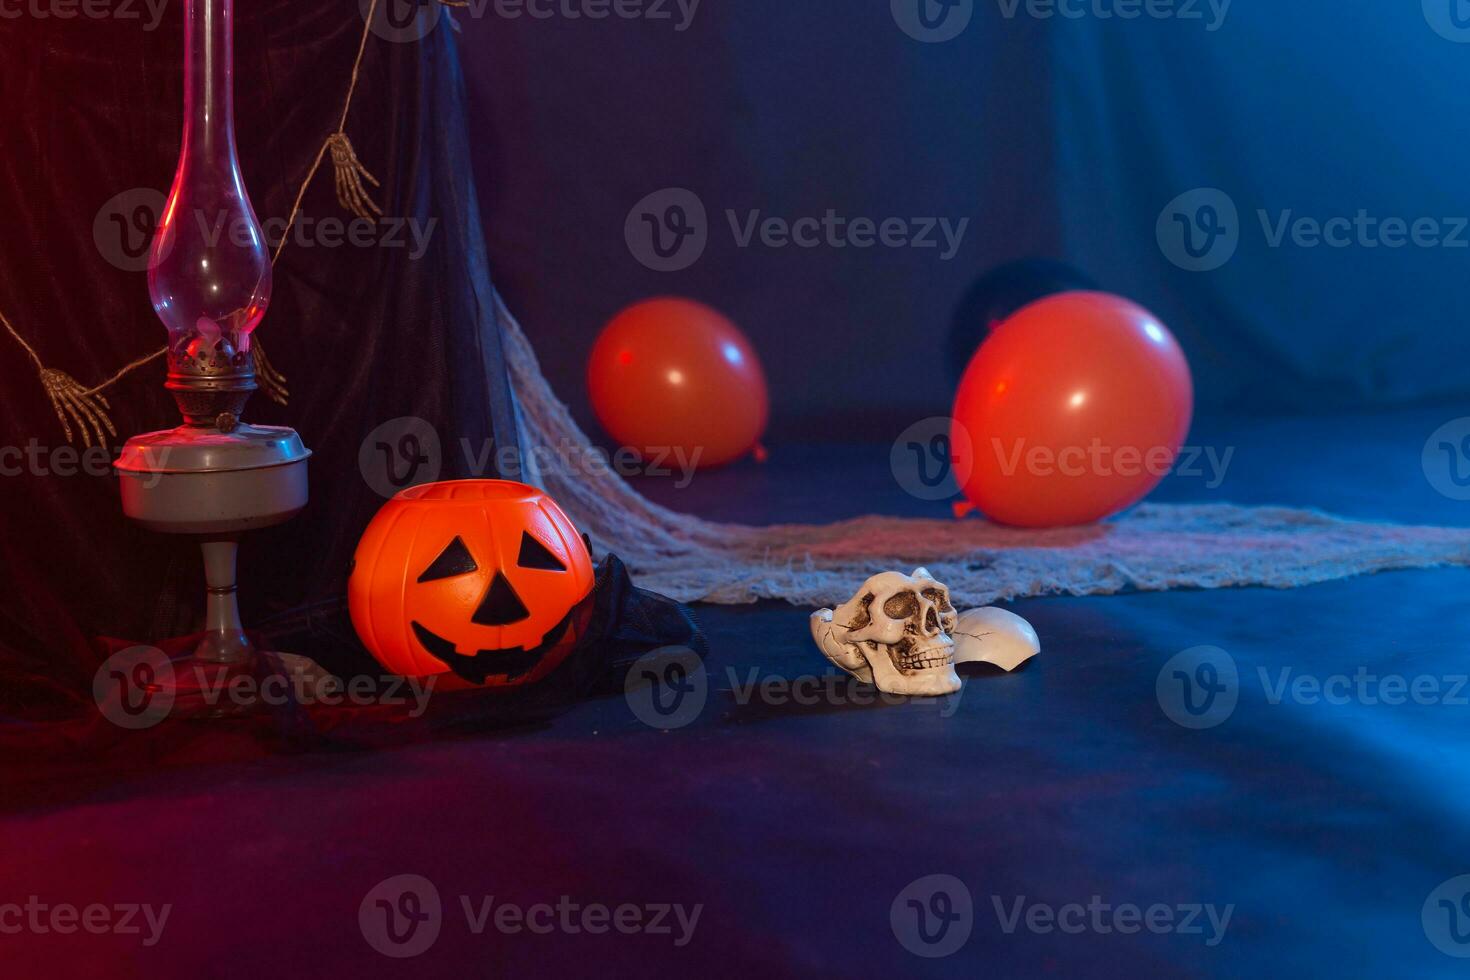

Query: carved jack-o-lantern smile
[349,481,597,687]
[408,530,579,682]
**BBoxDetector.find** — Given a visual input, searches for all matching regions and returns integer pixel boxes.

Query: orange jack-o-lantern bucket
[349,481,596,687]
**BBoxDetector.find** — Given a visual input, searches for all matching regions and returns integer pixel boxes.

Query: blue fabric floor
[9,406,1470,977]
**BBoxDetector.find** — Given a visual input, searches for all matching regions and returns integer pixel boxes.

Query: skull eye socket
[883,591,919,620]
[922,587,953,612]
[418,536,479,583]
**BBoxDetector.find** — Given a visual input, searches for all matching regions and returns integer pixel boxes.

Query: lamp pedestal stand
[115,357,310,715]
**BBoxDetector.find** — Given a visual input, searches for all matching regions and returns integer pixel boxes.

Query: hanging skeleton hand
[40,368,117,448]
[326,132,382,222]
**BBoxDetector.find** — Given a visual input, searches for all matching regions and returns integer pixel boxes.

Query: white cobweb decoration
[499,293,1470,608]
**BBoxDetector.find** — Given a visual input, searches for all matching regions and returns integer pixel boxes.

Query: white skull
[810,568,961,697]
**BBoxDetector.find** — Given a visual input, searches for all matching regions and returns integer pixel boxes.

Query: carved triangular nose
[472,571,529,626]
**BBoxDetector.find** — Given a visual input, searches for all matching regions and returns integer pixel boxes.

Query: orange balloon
[588,297,769,469]
[950,292,1193,528]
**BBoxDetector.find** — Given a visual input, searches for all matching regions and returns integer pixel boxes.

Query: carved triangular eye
[472,572,530,626]
[418,536,478,583]
[517,532,567,572]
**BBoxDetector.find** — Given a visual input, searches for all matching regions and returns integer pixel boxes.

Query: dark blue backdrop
[456,1,1470,438]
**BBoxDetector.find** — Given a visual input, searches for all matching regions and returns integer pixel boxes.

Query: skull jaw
[866,639,961,697]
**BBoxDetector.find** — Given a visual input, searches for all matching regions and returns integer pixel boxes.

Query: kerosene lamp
[116,0,310,672]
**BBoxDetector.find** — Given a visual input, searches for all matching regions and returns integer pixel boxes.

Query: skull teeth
[893,646,953,671]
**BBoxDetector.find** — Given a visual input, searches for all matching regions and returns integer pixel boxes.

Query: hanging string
[1,308,120,448]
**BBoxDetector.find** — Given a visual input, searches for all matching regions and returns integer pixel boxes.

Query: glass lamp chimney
[148,0,271,427]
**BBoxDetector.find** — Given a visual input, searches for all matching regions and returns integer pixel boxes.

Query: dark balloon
[946,259,1099,385]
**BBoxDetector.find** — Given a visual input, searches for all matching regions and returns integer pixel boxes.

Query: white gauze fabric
[499,294,1470,608]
